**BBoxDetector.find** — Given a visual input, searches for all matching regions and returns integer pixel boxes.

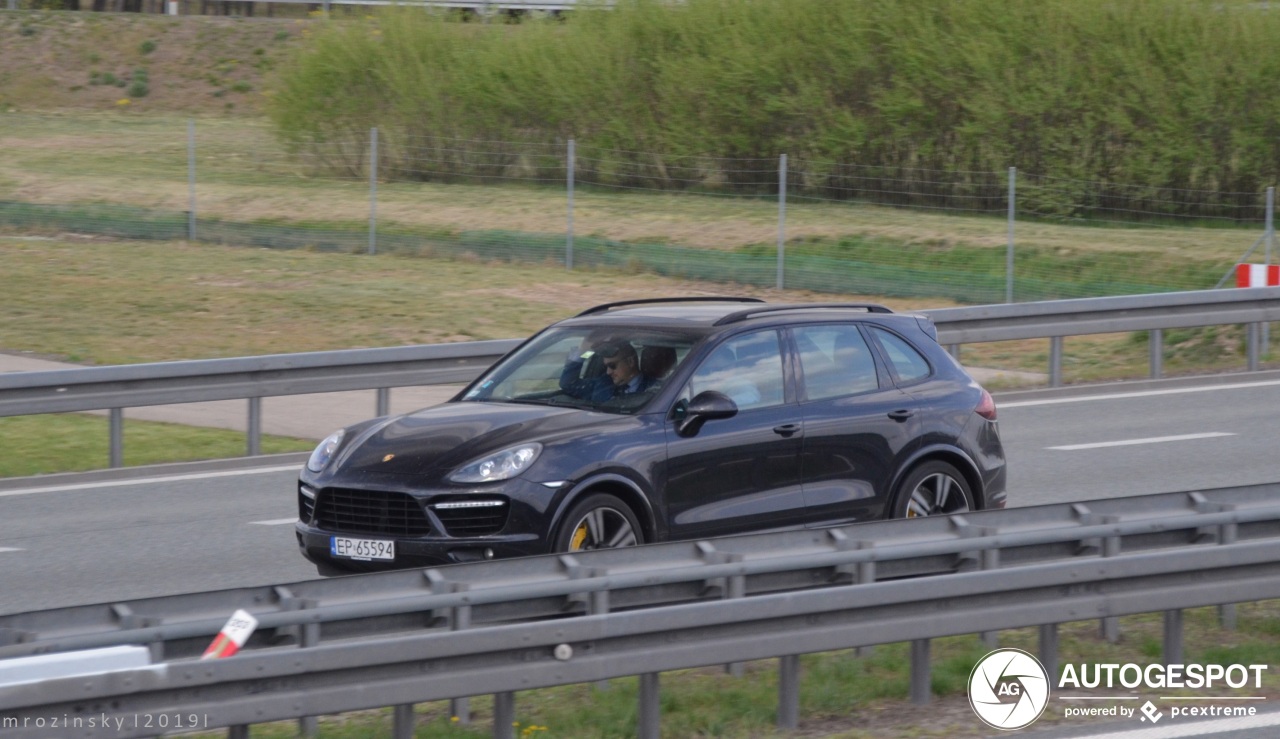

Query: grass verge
[0,414,313,477]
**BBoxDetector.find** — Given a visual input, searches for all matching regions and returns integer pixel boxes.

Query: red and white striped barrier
[1236,263,1280,288]
[201,609,258,660]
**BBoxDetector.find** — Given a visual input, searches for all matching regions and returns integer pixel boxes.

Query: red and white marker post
[201,609,258,660]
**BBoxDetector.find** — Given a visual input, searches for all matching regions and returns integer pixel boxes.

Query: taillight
[975,388,997,421]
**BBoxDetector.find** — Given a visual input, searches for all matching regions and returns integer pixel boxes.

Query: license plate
[330,536,395,561]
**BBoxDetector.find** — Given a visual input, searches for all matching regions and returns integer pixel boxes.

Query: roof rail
[574,297,765,317]
[713,303,894,326]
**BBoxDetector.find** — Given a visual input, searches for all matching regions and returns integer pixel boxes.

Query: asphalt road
[2,374,1280,615]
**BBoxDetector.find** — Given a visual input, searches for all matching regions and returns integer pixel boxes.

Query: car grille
[314,488,433,537]
[430,499,509,537]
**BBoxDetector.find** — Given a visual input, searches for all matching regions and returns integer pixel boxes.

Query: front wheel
[554,494,644,552]
[892,461,973,519]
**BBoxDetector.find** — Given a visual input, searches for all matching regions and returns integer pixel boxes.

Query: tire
[554,493,645,552]
[891,461,973,519]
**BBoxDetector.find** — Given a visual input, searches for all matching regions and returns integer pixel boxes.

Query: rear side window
[793,325,879,400]
[870,327,931,384]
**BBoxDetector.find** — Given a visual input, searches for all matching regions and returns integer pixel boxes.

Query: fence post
[368,127,378,256]
[187,120,196,242]
[566,139,575,270]
[1006,167,1016,303]
[1264,187,1274,355]
[777,154,787,290]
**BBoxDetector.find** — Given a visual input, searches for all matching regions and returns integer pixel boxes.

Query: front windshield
[460,326,704,414]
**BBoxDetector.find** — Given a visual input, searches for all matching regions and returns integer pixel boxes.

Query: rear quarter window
[870,327,932,384]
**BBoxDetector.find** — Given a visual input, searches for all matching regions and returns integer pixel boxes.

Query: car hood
[334,401,621,478]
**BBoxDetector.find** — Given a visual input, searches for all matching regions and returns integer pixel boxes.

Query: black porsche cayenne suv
[296,298,1006,575]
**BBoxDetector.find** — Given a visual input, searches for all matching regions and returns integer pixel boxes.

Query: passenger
[561,339,656,402]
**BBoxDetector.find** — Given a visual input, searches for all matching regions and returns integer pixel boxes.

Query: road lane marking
[250,518,298,526]
[0,465,302,498]
[1001,378,1280,408]
[0,547,23,553]
[1048,432,1235,451]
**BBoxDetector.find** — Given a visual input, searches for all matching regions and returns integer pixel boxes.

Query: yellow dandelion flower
[116,98,131,106]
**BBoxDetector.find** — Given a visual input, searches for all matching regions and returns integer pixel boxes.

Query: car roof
[557,298,904,330]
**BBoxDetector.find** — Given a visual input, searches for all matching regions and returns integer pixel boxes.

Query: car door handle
[887,409,914,422]
[773,423,801,438]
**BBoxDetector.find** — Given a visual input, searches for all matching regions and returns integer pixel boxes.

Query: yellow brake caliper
[570,523,588,550]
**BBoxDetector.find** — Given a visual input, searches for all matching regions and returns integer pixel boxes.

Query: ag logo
[969,648,1050,730]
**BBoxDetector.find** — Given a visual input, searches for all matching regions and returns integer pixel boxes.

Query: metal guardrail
[1,484,1278,738]
[924,285,1280,384]
[1,288,1279,465]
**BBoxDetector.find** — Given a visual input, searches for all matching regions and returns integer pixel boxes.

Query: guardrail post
[1219,518,1239,630]
[638,672,660,739]
[493,692,516,739]
[1099,515,1121,642]
[1247,322,1261,372]
[948,344,961,362]
[1038,624,1059,685]
[1049,336,1064,387]
[228,726,249,739]
[392,704,414,739]
[910,639,931,705]
[246,397,262,457]
[777,654,800,729]
[980,533,1000,647]
[1149,329,1163,379]
[450,600,473,724]
[855,540,876,658]
[273,584,321,738]
[590,572,611,690]
[698,542,748,677]
[109,408,124,468]
[1163,609,1184,665]
[376,387,391,417]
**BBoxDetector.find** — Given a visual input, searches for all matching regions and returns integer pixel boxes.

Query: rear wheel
[554,494,644,552]
[892,461,973,519]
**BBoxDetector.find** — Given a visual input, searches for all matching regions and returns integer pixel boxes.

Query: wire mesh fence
[0,114,1274,305]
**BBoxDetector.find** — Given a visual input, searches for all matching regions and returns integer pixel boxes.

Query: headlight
[449,443,543,483]
[306,429,345,473]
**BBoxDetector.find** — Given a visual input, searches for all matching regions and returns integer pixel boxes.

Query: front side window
[794,324,879,400]
[462,326,703,413]
[682,330,785,410]
[870,327,932,384]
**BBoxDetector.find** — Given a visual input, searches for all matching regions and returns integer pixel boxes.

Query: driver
[560,339,655,402]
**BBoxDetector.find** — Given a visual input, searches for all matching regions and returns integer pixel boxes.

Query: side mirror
[675,390,738,437]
